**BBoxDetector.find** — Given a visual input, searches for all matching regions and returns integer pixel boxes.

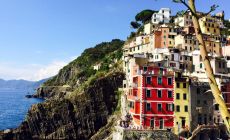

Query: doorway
[160,118,164,129]
[150,118,155,128]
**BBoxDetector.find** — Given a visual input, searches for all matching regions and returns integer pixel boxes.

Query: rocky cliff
[0,39,125,140]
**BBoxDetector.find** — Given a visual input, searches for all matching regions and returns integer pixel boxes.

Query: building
[189,82,214,132]
[191,50,227,78]
[122,8,230,137]
[175,34,199,52]
[199,14,221,35]
[127,62,174,130]
[174,73,190,135]
[213,81,230,125]
[203,34,222,56]
[152,8,171,24]
[160,24,178,48]
[174,11,193,27]
[93,63,101,70]
[213,11,225,29]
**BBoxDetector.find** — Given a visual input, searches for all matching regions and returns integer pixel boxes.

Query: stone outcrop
[33,86,72,99]
[1,72,124,140]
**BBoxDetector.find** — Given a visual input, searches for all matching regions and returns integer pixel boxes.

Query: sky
[0,0,229,81]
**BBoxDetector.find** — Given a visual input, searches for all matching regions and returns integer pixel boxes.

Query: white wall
[151,8,171,24]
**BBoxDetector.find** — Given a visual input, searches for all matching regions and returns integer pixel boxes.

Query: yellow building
[199,14,220,35]
[203,35,221,55]
[174,73,190,136]
[199,15,222,56]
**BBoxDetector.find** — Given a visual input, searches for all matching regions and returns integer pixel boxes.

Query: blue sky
[0,0,229,81]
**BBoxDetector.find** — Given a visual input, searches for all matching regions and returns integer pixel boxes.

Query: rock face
[1,72,124,140]
[33,86,72,99]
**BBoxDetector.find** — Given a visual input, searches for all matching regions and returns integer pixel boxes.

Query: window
[168,78,172,85]
[167,103,173,111]
[158,103,162,111]
[203,100,207,105]
[146,89,151,98]
[158,77,162,85]
[144,67,148,72]
[180,64,183,69]
[200,63,203,68]
[197,100,200,105]
[214,104,219,110]
[185,56,187,60]
[171,54,174,61]
[183,93,187,100]
[129,101,134,109]
[176,93,180,100]
[185,105,188,112]
[146,103,151,111]
[197,88,200,94]
[146,77,152,84]
[168,91,173,98]
[158,90,162,98]
[176,83,180,88]
[176,105,180,112]
[219,62,222,68]
[183,83,187,88]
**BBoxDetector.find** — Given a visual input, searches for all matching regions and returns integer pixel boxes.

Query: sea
[0,89,43,130]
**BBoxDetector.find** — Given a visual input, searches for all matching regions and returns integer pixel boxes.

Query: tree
[135,9,157,23]
[173,0,230,135]
[130,21,141,29]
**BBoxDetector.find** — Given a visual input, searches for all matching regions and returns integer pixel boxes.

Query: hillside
[0,78,48,91]
[0,39,125,140]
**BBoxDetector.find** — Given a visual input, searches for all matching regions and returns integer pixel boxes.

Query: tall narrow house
[127,62,174,130]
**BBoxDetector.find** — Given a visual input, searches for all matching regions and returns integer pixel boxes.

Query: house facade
[127,63,174,130]
[174,73,190,134]
[152,8,171,24]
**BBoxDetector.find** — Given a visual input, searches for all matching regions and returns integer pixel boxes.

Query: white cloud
[32,61,67,81]
[0,60,69,81]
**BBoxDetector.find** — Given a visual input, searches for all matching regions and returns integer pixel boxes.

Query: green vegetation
[113,90,122,114]
[135,9,157,24]
[128,9,157,38]
[44,39,124,86]
[222,20,230,36]
[130,21,141,29]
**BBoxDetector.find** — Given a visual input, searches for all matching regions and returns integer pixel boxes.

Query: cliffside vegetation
[222,20,230,35]
[44,39,124,87]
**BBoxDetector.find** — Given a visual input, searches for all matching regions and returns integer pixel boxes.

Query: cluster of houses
[121,8,230,136]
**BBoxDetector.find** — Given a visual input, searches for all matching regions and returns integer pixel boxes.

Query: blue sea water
[0,89,43,130]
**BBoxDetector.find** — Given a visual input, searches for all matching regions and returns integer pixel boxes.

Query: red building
[127,64,174,130]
